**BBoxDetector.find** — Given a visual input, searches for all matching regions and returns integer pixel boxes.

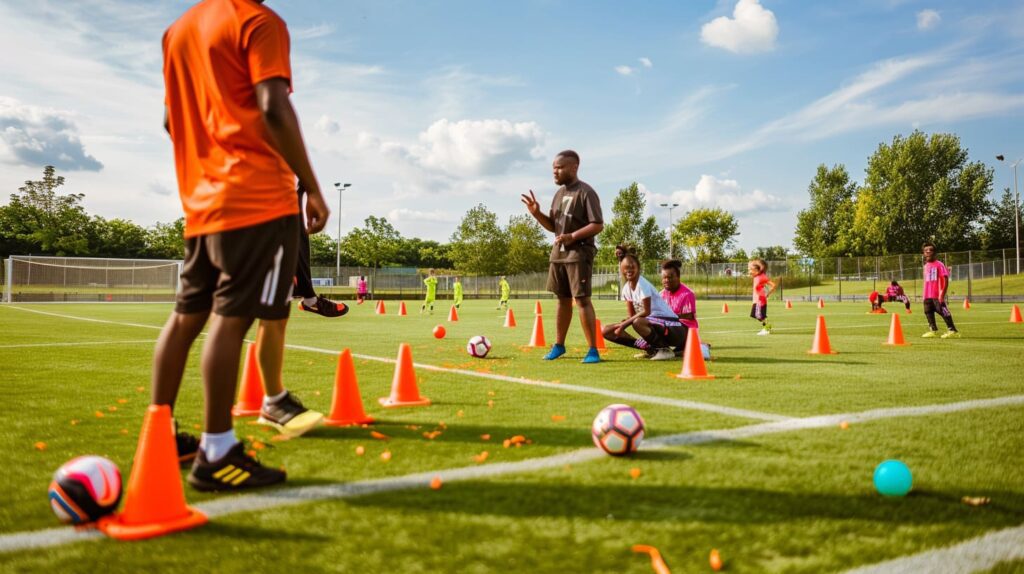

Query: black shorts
[547,258,594,299]
[923,298,952,317]
[176,215,300,320]
[645,318,687,350]
[750,302,767,321]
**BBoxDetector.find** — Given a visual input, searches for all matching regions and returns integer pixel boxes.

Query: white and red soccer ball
[467,335,492,358]
[592,404,645,456]
[48,455,122,524]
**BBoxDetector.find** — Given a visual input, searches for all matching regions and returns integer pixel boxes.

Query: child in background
[497,275,511,310]
[868,290,885,313]
[885,280,911,313]
[453,276,464,309]
[659,259,700,357]
[356,275,368,305]
[603,250,684,360]
[421,269,438,315]
[749,258,776,335]
[921,242,960,338]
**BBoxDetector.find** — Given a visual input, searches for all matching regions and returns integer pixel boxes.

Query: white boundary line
[705,319,1023,335]
[2,305,787,423]
[0,340,157,350]
[843,524,1024,573]
[1,394,1021,556]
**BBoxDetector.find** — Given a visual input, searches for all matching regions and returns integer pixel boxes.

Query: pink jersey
[923,261,948,299]
[886,285,904,298]
[752,273,770,304]
[357,279,368,294]
[660,284,699,330]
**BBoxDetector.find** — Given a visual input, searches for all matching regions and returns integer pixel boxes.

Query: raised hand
[520,189,540,216]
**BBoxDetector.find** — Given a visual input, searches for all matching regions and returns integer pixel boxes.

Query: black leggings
[923,298,956,332]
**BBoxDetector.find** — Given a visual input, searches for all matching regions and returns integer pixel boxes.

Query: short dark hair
[614,243,634,261]
[556,150,580,164]
[661,259,682,274]
[891,280,898,286]
[922,241,935,250]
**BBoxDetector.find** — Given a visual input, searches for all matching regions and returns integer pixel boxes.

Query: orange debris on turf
[474,451,489,463]
[117,398,128,404]
[631,545,671,574]
[252,441,266,450]
[405,425,421,430]
[193,424,201,430]
[630,468,641,480]
[270,434,291,442]
[247,450,257,458]
[34,442,47,451]
[422,430,442,440]
[355,446,365,456]
[430,476,442,490]
[487,391,496,396]
[962,496,991,506]
[438,421,448,429]
[70,420,80,426]
[734,374,742,381]
[380,451,392,462]
[314,391,321,397]
[370,431,391,441]
[487,400,495,408]
[839,421,850,430]
[509,435,527,445]
[503,439,512,448]
[108,406,118,412]
[551,415,566,422]
[709,549,723,571]
[457,410,464,417]
[480,434,491,441]
[136,386,145,393]
[95,411,105,418]
[119,429,129,435]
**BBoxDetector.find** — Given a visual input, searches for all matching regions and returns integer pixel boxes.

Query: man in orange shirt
[157,0,327,491]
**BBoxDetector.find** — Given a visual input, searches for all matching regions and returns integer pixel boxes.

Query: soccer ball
[467,335,492,358]
[48,455,122,524]
[592,404,645,456]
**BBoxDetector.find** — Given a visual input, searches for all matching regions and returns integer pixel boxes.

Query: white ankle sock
[263,390,288,408]
[303,296,317,307]
[200,430,238,462]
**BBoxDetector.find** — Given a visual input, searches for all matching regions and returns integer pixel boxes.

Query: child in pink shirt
[921,242,959,338]
[748,258,776,335]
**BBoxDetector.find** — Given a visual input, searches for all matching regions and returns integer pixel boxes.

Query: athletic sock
[263,390,287,408]
[200,430,239,463]
[302,296,317,307]
[633,338,650,350]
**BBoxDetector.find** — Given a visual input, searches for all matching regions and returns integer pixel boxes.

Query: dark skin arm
[521,190,555,232]
[612,298,651,336]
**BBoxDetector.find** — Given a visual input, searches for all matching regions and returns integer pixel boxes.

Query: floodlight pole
[334,182,352,283]
[660,202,680,258]
[996,155,1021,275]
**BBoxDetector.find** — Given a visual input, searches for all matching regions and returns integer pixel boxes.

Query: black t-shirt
[548,180,603,263]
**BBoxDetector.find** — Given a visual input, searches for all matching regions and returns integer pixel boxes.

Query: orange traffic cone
[504,308,517,327]
[379,343,430,408]
[535,300,543,315]
[817,297,825,309]
[529,314,547,347]
[97,405,207,540]
[325,349,375,426]
[677,329,714,380]
[231,343,264,416]
[594,318,606,351]
[808,315,837,354]
[1011,304,1022,323]
[884,313,909,346]
[448,305,459,322]
[786,299,793,309]
[378,300,387,315]
[398,301,407,316]
[375,300,382,314]
[963,298,971,310]
[722,302,729,314]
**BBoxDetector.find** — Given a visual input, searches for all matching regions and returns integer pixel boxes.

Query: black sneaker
[257,392,324,437]
[187,442,286,492]
[300,296,349,318]
[176,430,200,468]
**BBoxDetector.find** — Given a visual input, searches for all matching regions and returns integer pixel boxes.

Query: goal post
[4,255,182,303]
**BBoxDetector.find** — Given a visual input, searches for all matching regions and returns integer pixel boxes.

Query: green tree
[850,131,992,253]
[417,242,453,269]
[793,164,857,257]
[340,216,402,268]
[672,208,739,264]
[598,182,645,263]
[449,204,507,274]
[91,217,148,258]
[0,165,93,256]
[144,219,185,259]
[504,214,548,274]
[637,215,669,262]
[308,232,345,266]
[982,188,1021,250]
[751,245,790,261]
[728,248,749,263]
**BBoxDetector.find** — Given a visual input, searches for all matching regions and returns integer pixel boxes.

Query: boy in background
[921,242,960,338]
[421,269,438,315]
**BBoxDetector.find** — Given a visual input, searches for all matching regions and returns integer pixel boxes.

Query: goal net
[3,256,182,303]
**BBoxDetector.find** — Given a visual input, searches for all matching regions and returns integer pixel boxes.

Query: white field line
[3,306,164,331]
[704,319,1022,335]
[3,305,788,423]
[843,524,1024,574]
[1,393,1022,555]
[0,340,157,350]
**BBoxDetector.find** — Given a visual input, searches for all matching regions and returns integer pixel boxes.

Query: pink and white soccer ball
[48,455,122,524]
[592,404,646,456]
[467,335,492,358]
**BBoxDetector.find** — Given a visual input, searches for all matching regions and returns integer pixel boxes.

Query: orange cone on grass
[1011,304,1022,323]
[98,404,207,540]
[594,318,606,351]
[817,297,825,309]
[529,314,547,347]
[325,349,374,426]
[375,299,383,314]
[808,315,837,355]
[884,313,909,346]
[504,308,517,327]
[378,300,387,315]
[379,343,430,408]
[534,300,543,315]
[676,329,713,380]
[722,302,729,314]
[963,298,971,310]
[398,301,407,316]
[786,299,793,309]
[231,343,263,416]
[448,305,459,322]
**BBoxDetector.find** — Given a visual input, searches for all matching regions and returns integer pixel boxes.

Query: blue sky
[1,0,1023,251]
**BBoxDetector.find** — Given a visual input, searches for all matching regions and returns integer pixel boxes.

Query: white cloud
[315,115,341,135]
[701,0,779,54]
[387,208,458,223]
[0,96,103,171]
[916,9,940,31]
[639,57,653,68]
[653,175,785,215]
[614,65,634,76]
[293,22,335,40]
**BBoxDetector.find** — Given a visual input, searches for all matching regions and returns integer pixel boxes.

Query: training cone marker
[722,302,729,314]
[1011,304,1023,323]
[884,313,909,346]
[98,405,207,540]
[231,343,264,416]
[786,299,793,309]
[808,315,837,355]
[379,343,430,408]
[963,298,971,310]
[594,318,606,351]
[448,305,459,322]
[325,349,375,426]
[504,308,517,327]
[677,329,714,380]
[528,314,547,347]
[398,301,407,316]
[817,297,825,309]
[378,300,387,315]
[534,300,542,315]
[375,300,382,314]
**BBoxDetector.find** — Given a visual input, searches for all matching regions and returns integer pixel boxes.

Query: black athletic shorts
[750,302,767,321]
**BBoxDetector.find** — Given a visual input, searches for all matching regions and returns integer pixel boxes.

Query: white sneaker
[650,348,675,361]
[633,350,654,359]
[756,328,770,336]
[700,342,712,361]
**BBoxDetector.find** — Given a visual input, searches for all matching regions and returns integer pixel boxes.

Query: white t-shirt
[621,277,677,320]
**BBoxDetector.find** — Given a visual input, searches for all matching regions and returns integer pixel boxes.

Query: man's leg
[151,311,209,407]
[256,317,325,436]
[256,318,288,397]
[294,230,315,301]
[555,297,573,345]
[937,301,958,333]
[923,299,939,333]
[200,314,254,434]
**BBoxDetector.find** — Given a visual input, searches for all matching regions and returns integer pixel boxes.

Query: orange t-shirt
[163,0,299,237]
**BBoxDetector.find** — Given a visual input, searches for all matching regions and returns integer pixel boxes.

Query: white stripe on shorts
[260,245,285,306]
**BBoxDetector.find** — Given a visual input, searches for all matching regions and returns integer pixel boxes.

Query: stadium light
[334,182,352,282]
[660,202,680,258]
[996,155,1021,275]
